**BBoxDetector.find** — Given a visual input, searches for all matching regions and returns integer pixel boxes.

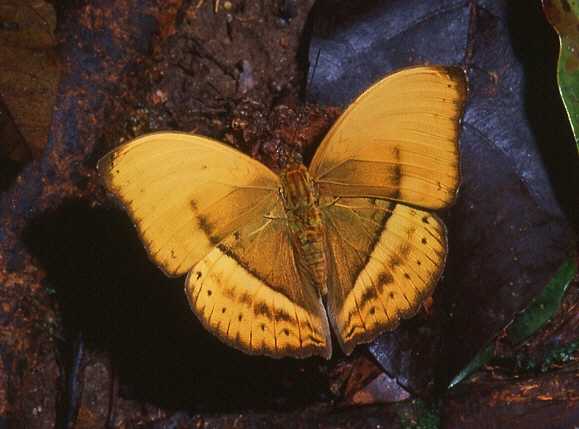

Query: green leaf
[448,344,494,389]
[506,256,577,344]
[448,256,577,388]
[542,0,579,153]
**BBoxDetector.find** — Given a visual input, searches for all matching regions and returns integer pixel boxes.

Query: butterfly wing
[99,132,331,358]
[186,201,332,358]
[309,66,467,209]
[97,132,281,276]
[310,66,466,354]
[321,197,446,355]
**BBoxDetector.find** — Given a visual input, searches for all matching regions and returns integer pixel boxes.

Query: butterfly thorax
[280,161,328,296]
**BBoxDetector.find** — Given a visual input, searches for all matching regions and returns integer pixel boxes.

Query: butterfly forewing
[309,66,466,209]
[97,133,281,276]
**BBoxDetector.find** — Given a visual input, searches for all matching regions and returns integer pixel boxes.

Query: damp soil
[110,0,319,163]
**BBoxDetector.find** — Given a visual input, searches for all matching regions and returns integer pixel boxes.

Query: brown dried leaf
[0,0,61,161]
[341,356,411,406]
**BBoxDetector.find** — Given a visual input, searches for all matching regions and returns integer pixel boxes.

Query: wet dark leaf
[308,0,578,397]
[449,256,577,387]
[506,256,577,344]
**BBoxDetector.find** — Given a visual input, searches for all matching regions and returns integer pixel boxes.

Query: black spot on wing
[388,255,402,270]
[198,215,220,245]
[307,335,322,345]
[239,292,252,305]
[391,146,402,201]
[275,309,295,325]
[388,243,411,269]
[345,325,357,340]
[376,272,393,294]
[190,199,222,245]
[254,302,272,318]
[344,309,357,328]
[360,287,377,308]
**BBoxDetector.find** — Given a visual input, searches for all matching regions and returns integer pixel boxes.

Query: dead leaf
[0,0,61,161]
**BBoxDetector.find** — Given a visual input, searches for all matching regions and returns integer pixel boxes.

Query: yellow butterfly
[98,66,467,359]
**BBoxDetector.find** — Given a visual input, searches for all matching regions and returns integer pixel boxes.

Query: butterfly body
[98,66,467,359]
[280,161,328,295]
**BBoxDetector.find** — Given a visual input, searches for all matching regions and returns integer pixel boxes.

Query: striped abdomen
[280,162,328,295]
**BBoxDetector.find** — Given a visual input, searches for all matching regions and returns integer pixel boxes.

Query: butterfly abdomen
[281,163,328,295]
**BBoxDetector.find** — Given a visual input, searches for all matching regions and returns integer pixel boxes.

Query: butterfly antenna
[287,49,322,156]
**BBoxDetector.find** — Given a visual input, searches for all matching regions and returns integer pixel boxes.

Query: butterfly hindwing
[321,197,446,355]
[186,201,332,358]
[97,132,281,276]
[309,66,466,209]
